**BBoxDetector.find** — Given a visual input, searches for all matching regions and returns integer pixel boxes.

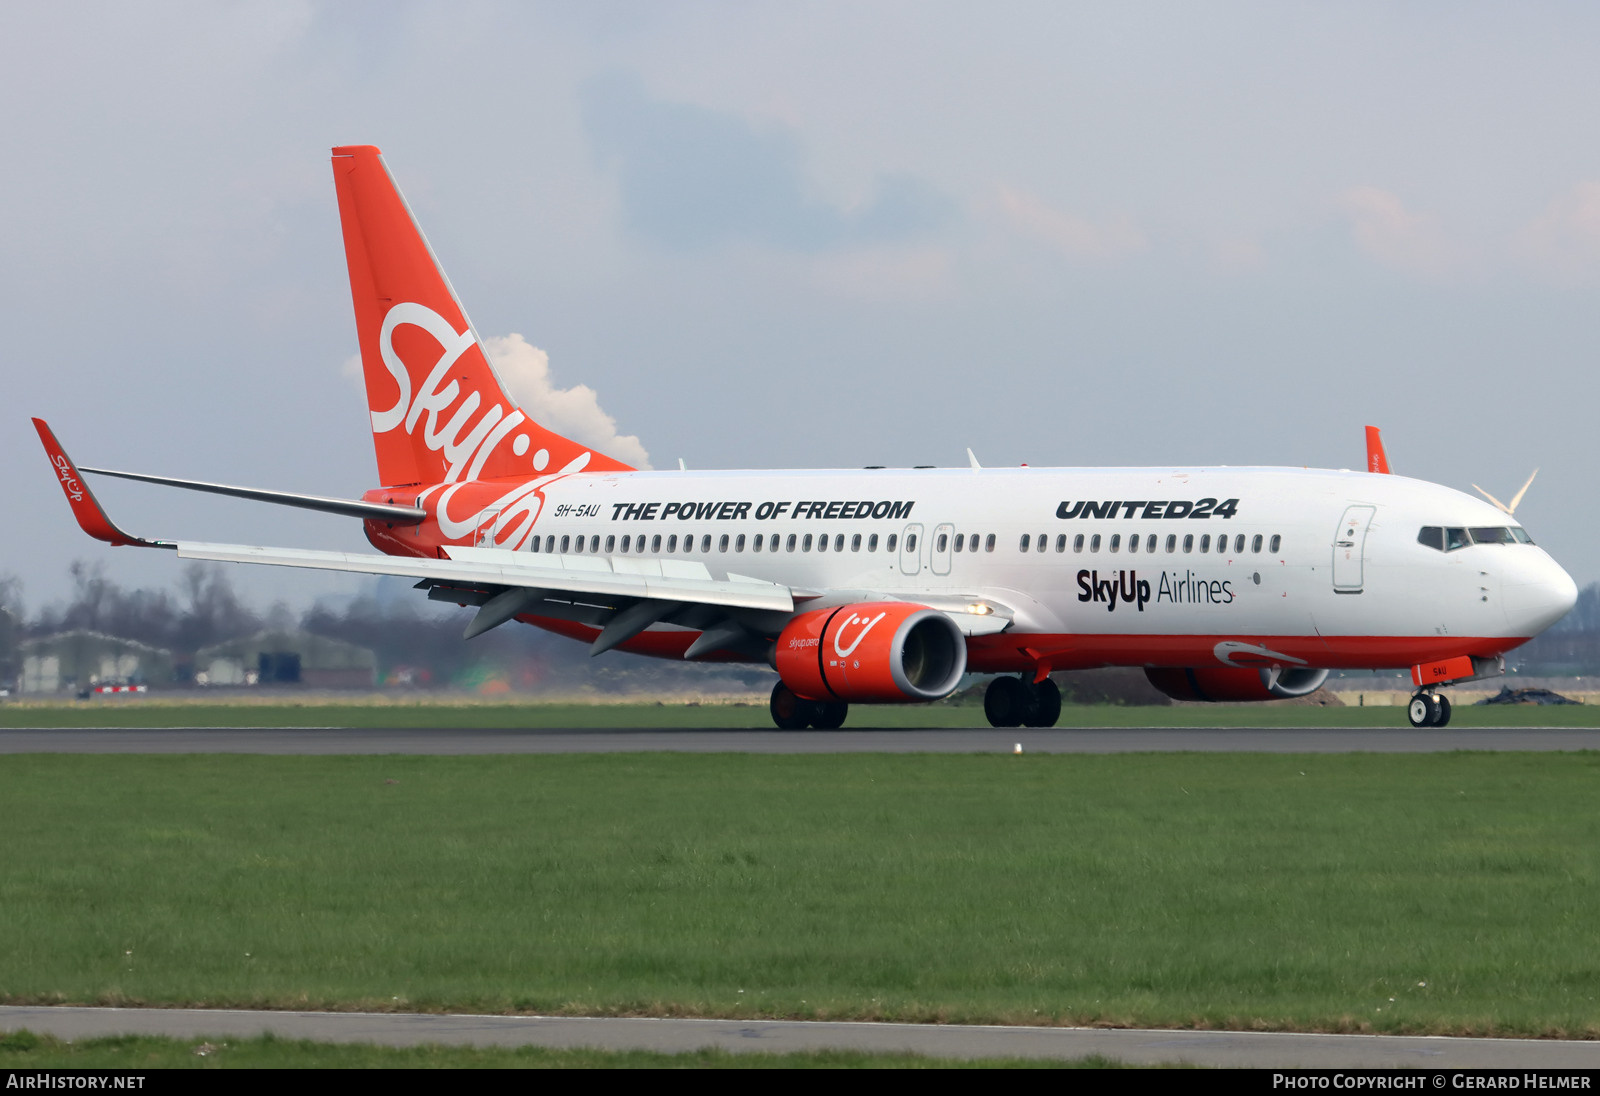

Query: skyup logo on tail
[372,302,548,484]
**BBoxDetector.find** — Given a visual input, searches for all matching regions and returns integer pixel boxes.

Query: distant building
[195,630,377,689]
[19,631,174,694]
[0,607,17,690]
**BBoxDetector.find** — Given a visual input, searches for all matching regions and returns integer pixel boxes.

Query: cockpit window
[1419,525,1532,551]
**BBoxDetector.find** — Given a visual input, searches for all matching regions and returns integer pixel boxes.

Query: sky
[4,1,1600,615]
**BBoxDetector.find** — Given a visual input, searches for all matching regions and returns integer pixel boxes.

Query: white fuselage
[453,464,1575,673]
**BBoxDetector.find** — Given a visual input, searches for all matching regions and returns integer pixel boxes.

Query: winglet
[32,418,171,549]
[1365,425,1391,474]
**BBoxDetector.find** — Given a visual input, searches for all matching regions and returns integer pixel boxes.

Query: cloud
[1513,181,1600,281]
[996,186,1148,261]
[581,74,953,252]
[484,334,652,470]
[810,245,955,301]
[1337,186,1470,279]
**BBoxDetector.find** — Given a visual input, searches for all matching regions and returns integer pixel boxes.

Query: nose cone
[1502,551,1579,637]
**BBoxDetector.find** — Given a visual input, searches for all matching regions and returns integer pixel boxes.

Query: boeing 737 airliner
[34,146,1579,729]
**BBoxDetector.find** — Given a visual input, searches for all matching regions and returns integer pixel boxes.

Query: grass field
[2,751,1599,1037]
[3,698,1599,728]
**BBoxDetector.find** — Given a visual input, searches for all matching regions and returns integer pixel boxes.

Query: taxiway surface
[3,1006,1597,1067]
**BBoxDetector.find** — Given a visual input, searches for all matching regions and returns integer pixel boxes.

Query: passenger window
[1270,534,1281,553]
[887,534,898,552]
[1234,534,1244,554]
[834,534,844,552]
[1165,534,1176,553]
[1019,534,1030,551]
[786,534,797,552]
[1090,534,1101,552]
[753,533,763,552]
[667,534,678,553]
[1199,534,1210,552]
[735,534,746,552]
[1145,534,1156,553]
[969,535,979,552]
[1127,534,1138,553]
[651,534,661,553]
[546,535,556,554]
[803,534,814,551]
[1038,533,1048,553]
[531,536,541,553]
[1056,534,1067,552]
[985,534,995,552]
[1074,534,1085,552]
[816,535,827,553]
[560,535,571,553]
[908,533,918,552]
[1183,534,1194,553]
[701,535,712,553]
[619,535,630,553]
[954,533,965,552]
[719,534,730,552]
[1251,534,1262,553]
[1112,534,1123,552]
[605,535,615,553]
[851,533,862,552]
[868,533,879,551]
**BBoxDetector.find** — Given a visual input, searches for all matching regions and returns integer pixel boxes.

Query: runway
[2,726,1600,753]
[4,1006,1598,1067]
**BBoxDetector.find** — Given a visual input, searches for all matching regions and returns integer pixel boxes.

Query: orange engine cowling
[775,602,967,703]
[1144,666,1330,702]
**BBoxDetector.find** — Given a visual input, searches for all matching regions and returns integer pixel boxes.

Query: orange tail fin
[331,145,634,487]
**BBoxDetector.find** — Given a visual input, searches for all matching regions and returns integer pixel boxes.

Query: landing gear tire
[984,676,1029,728]
[1407,692,1443,728]
[770,682,813,731]
[811,702,849,730]
[1023,679,1061,728]
[1434,694,1452,728]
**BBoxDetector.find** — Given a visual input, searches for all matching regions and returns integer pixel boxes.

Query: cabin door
[1332,505,1376,593]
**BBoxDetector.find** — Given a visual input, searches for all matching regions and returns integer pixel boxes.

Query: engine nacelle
[775,602,966,703]
[1144,665,1330,703]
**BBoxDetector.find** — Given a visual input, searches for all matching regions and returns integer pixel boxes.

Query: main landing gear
[769,682,848,730]
[1407,690,1453,728]
[984,675,1062,728]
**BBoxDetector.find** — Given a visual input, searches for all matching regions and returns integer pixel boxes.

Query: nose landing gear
[1407,690,1453,728]
[984,675,1062,728]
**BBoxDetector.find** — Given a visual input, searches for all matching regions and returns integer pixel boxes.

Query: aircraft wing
[176,541,796,613]
[37,417,1010,652]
